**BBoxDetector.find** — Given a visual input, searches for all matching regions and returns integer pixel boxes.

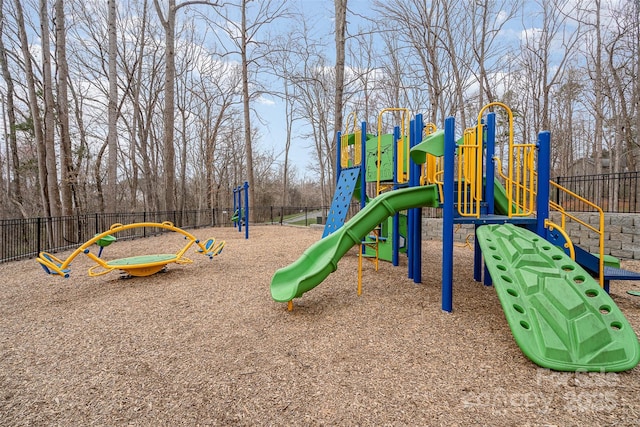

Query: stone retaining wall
[422,212,640,260]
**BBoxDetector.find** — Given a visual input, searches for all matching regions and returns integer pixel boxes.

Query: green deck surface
[477,223,640,372]
[270,185,439,302]
[107,254,177,266]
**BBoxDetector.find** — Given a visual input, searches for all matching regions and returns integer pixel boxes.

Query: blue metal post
[392,126,400,267]
[360,122,367,210]
[411,114,423,283]
[407,119,415,279]
[474,114,494,284]
[336,131,342,186]
[359,122,367,257]
[442,116,456,313]
[536,131,551,237]
[233,187,238,229]
[236,185,242,233]
[485,113,496,215]
[243,181,249,239]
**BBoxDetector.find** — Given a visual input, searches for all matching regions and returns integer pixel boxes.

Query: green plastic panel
[477,223,640,372]
[107,254,176,266]
[365,134,408,182]
[409,130,445,164]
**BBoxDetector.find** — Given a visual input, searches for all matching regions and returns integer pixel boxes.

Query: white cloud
[256,95,276,106]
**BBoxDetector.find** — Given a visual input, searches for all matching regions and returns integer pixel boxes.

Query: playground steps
[323,168,361,238]
[573,245,640,292]
[545,230,640,292]
[476,223,640,372]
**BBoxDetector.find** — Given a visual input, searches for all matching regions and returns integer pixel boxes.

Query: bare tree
[13,0,52,218]
[40,0,62,217]
[264,27,307,206]
[517,0,582,144]
[106,0,118,212]
[209,0,287,219]
[54,0,76,216]
[0,0,24,216]
[470,0,520,107]
[334,0,347,166]
[153,0,220,212]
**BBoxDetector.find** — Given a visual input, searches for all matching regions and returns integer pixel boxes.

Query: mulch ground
[1,224,640,426]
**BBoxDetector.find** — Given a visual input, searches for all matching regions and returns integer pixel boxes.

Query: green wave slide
[270,185,439,303]
[477,223,640,372]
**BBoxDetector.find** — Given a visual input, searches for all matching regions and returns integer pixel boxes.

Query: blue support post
[233,187,238,229]
[407,119,415,280]
[536,131,551,237]
[392,125,400,267]
[243,181,249,239]
[336,131,342,186]
[483,114,497,287]
[237,185,243,233]
[485,113,496,215]
[411,114,423,283]
[360,122,367,210]
[442,116,456,313]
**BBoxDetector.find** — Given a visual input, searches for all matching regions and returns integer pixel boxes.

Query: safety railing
[340,112,361,168]
[457,125,483,217]
[478,102,535,217]
[421,123,445,202]
[549,180,605,287]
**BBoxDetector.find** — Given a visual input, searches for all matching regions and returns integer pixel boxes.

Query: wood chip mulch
[1,224,639,426]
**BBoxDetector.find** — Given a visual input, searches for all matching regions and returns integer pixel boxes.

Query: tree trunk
[593,0,603,174]
[15,0,50,218]
[40,0,62,218]
[334,0,347,182]
[153,0,177,212]
[241,0,255,221]
[0,0,23,213]
[55,0,75,216]
[106,0,119,212]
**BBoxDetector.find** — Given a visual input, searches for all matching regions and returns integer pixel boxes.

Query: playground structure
[37,221,224,278]
[271,102,640,372]
[232,181,249,239]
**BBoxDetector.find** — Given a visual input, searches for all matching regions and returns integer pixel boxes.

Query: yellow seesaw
[37,221,225,278]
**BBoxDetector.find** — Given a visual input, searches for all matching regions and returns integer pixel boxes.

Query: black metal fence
[0,204,362,264]
[5,172,634,264]
[553,172,640,213]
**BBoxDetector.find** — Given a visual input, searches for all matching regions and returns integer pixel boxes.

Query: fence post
[37,217,42,254]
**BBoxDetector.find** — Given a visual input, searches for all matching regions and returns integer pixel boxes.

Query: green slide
[477,223,640,372]
[270,185,439,303]
[492,178,512,215]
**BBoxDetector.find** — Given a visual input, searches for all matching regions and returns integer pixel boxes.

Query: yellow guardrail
[421,123,444,202]
[478,102,536,217]
[549,181,605,288]
[457,126,483,217]
[493,147,536,217]
[341,112,361,168]
[493,162,606,287]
